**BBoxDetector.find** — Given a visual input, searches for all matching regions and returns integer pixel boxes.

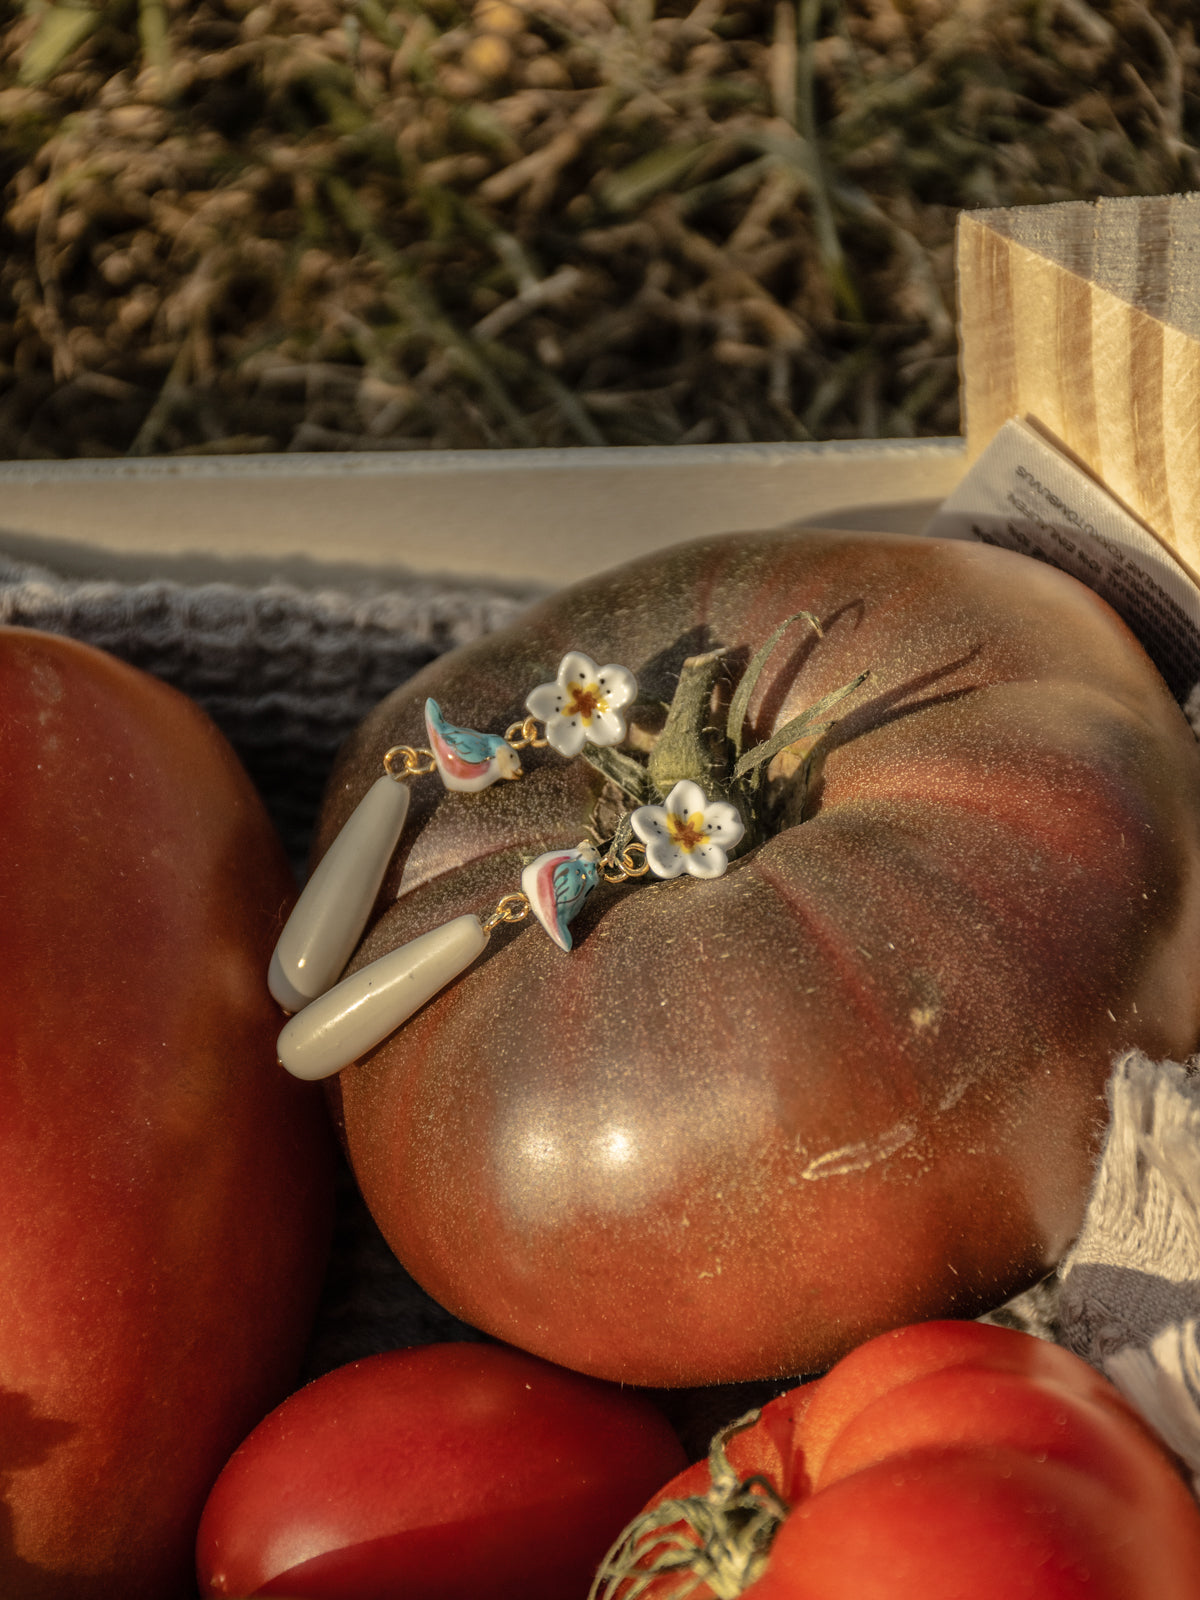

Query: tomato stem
[580,621,870,859]
[587,1410,788,1600]
[647,648,734,805]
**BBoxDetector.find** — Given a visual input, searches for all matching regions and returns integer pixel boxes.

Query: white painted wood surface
[0,440,965,589]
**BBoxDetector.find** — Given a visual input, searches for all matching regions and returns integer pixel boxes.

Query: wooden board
[957,193,1200,574]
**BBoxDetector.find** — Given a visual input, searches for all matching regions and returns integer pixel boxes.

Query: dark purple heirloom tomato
[317,530,1200,1385]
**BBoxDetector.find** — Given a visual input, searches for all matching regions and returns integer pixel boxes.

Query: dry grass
[1,0,1198,456]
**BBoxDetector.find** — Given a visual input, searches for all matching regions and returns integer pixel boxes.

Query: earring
[268,652,639,1013]
[275,780,745,1082]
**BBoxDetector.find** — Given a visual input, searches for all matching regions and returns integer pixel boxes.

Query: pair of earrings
[271,651,745,1083]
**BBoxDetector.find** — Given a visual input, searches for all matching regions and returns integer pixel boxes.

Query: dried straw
[0,0,1197,456]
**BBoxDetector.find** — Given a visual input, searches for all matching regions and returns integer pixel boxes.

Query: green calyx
[587,1410,789,1599]
[583,612,870,855]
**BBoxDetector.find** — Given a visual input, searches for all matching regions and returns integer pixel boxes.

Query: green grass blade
[733,668,870,780]
[19,4,98,84]
[726,611,823,758]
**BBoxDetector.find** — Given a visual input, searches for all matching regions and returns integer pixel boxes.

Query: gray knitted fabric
[0,551,535,874]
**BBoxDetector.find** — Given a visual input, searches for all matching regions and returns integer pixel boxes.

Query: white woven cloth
[1056,1051,1200,1490]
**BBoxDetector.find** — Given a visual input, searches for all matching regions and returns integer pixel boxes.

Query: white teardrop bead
[269,775,411,1012]
[276,913,488,1081]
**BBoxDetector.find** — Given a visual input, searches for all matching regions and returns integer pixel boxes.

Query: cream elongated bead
[276,913,488,1081]
[268,775,411,1013]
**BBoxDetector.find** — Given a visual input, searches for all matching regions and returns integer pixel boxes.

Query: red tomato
[196,1341,689,1599]
[0,627,335,1597]
[598,1321,1200,1599]
[322,530,1200,1384]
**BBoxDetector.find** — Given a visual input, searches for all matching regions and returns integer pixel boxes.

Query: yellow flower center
[667,810,709,853]
[564,679,606,722]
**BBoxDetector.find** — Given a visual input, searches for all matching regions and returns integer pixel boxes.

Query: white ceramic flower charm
[525,652,637,759]
[631,780,745,880]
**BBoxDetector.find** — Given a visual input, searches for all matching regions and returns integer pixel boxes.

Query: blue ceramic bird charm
[425,698,523,792]
[520,843,602,952]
